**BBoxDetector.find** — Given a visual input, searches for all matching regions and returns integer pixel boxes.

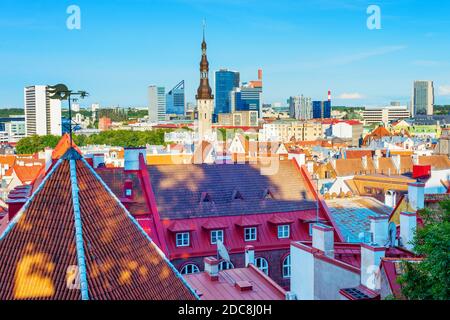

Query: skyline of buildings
[413,80,435,116]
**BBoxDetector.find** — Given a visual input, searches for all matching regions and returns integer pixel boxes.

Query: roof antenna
[47,84,89,157]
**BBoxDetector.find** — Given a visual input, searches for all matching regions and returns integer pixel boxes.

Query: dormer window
[244,227,257,242]
[176,232,190,247]
[231,190,244,201]
[262,188,275,200]
[210,230,224,245]
[125,189,132,197]
[200,192,212,203]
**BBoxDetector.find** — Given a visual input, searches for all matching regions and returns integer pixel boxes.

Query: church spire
[196,22,213,100]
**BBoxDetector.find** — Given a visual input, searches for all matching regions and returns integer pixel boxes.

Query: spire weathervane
[47,84,89,147]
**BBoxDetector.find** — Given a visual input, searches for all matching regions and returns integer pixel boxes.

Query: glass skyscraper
[233,86,263,117]
[313,100,331,119]
[215,69,240,115]
[166,80,185,116]
[148,86,166,122]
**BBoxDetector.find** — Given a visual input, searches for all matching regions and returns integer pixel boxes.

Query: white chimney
[124,147,147,171]
[204,257,219,281]
[384,190,397,208]
[412,154,419,165]
[373,155,380,170]
[408,182,425,211]
[306,161,314,174]
[312,224,334,258]
[93,154,105,169]
[361,156,368,170]
[245,245,255,267]
[369,216,389,246]
[44,148,53,173]
[400,212,417,251]
[392,155,401,174]
[360,244,386,291]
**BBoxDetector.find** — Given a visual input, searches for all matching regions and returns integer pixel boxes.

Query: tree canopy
[15,130,172,154]
[398,200,450,300]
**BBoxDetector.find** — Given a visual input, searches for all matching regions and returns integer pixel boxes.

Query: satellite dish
[217,240,230,263]
[388,222,397,247]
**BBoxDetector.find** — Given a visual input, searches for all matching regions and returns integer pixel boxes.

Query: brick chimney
[312,224,334,258]
[124,147,147,171]
[400,212,417,251]
[204,257,219,281]
[369,216,389,246]
[245,245,255,267]
[360,244,386,291]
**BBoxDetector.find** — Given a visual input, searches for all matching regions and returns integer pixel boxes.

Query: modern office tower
[313,100,332,119]
[229,70,263,118]
[148,86,166,122]
[412,81,434,116]
[215,69,240,116]
[24,85,62,136]
[288,95,312,120]
[166,80,186,116]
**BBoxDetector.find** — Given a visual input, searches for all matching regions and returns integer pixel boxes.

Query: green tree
[16,135,60,154]
[398,200,450,300]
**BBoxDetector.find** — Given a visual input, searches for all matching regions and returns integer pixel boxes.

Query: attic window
[200,192,212,203]
[262,188,275,200]
[232,190,244,201]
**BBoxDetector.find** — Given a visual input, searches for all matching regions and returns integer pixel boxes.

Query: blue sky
[0,0,449,108]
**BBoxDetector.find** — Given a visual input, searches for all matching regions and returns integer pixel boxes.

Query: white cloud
[338,93,365,100]
[438,85,450,96]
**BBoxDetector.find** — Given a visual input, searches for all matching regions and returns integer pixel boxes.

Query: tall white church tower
[196,28,214,141]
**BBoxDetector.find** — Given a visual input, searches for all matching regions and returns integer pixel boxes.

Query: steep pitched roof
[0,149,197,300]
[147,160,317,219]
[52,134,82,160]
[419,155,450,170]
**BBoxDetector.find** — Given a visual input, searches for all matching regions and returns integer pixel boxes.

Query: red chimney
[258,69,263,81]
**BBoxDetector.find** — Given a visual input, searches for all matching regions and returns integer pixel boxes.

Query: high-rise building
[313,101,332,119]
[412,80,434,116]
[288,95,312,120]
[148,86,166,122]
[230,70,263,118]
[196,31,214,141]
[215,69,240,116]
[166,81,185,116]
[24,85,62,136]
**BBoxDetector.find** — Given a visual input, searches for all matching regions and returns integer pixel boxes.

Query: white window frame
[244,227,257,242]
[255,257,269,275]
[210,230,224,245]
[277,225,290,239]
[282,255,291,279]
[180,264,200,275]
[218,260,235,271]
[176,232,190,247]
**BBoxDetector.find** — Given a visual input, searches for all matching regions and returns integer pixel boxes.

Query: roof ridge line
[0,158,63,242]
[69,159,90,300]
[80,158,200,300]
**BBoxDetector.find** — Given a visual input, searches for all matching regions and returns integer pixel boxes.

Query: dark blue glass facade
[215,70,240,115]
[313,101,331,119]
[234,87,262,117]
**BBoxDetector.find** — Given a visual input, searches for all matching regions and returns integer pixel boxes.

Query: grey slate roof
[147,161,317,219]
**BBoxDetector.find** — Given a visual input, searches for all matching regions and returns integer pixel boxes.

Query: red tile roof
[0,151,197,300]
[184,264,286,300]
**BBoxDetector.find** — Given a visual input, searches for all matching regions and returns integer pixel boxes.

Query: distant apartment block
[166,81,185,116]
[259,120,324,142]
[288,95,312,120]
[412,80,434,116]
[217,110,259,127]
[148,86,166,122]
[24,85,62,136]
[362,106,411,125]
[230,70,263,118]
[215,69,240,116]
